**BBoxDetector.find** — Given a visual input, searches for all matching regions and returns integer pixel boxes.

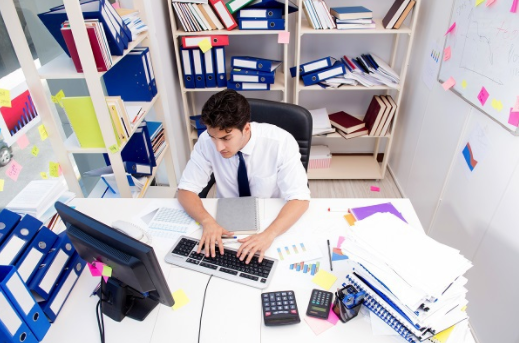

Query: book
[382,0,411,29]
[374,96,392,136]
[393,0,416,29]
[216,197,259,234]
[363,96,387,136]
[336,127,368,139]
[309,108,334,135]
[61,96,106,148]
[336,21,375,30]
[6,180,68,219]
[329,111,365,134]
[330,6,372,20]
[379,95,397,136]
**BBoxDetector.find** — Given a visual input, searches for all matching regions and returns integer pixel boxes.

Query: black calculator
[261,291,300,326]
[306,289,333,319]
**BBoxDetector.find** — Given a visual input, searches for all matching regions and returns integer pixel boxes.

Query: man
[178,89,310,264]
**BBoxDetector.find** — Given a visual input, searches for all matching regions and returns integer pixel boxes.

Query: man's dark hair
[201,89,250,132]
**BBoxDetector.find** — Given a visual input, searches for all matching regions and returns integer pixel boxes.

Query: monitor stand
[99,278,159,322]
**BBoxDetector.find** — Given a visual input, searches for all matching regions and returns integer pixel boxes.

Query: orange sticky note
[442,77,456,90]
[198,39,212,53]
[49,162,60,177]
[278,31,290,44]
[344,213,356,226]
[5,160,23,182]
[443,46,451,61]
[16,134,30,150]
[38,125,49,141]
[0,179,4,192]
[0,89,11,108]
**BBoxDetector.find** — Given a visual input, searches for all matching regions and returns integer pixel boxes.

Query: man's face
[207,123,251,159]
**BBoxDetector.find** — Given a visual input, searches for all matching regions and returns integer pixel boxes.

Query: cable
[197,275,213,343]
[96,299,105,343]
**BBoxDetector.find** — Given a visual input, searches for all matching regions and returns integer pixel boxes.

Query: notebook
[215,197,259,234]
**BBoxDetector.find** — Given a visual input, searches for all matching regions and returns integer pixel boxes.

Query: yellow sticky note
[0,89,11,108]
[38,125,49,141]
[462,80,467,89]
[49,162,60,177]
[475,0,485,5]
[0,179,4,191]
[311,270,337,291]
[172,289,190,310]
[491,99,503,111]
[198,39,212,53]
[52,90,65,103]
[102,265,112,277]
[108,144,119,153]
[344,213,356,226]
[31,146,40,157]
[41,172,48,179]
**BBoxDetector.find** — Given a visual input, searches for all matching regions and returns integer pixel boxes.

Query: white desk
[40,198,471,343]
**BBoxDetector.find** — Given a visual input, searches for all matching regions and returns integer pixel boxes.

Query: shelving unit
[293,1,420,180]
[167,1,292,150]
[1,0,177,198]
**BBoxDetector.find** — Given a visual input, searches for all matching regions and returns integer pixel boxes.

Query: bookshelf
[293,0,420,180]
[167,1,292,150]
[0,0,177,198]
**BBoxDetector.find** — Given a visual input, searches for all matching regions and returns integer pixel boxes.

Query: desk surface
[41,198,474,343]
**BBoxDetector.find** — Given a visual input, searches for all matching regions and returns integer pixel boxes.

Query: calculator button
[261,278,267,283]
[290,310,297,314]
[265,312,271,317]
[290,305,296,309]
[282,296,287,301]
[277,301,282,305]
[284,306,289,310]
[271,306,277,310]
[265,307,270,311]
[281,292,287,296]
[289,300,294,304]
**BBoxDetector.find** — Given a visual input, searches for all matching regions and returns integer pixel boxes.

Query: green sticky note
[102,265,112,277]
[0,89,11,108]
[311,270,337,291]
[198,39,212,53]
[172,289,190,310]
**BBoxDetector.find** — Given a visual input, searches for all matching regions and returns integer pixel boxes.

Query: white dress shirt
[178,122,311,201]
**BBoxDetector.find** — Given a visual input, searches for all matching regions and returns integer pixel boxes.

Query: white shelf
[307,155,383,179]
[64,133,107,154]
[297,79,401,91]
[38,32,149,80]
[137,143,169,198]
[299,18,411,35]
[182,73,286,93]
[174,29,288,37]
[323,132,391,139]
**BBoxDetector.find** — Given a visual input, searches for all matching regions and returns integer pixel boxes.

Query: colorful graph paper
[289,261,320,276]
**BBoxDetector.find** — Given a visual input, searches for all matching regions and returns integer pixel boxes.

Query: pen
[221,236,238,239]
[327,239,333,271]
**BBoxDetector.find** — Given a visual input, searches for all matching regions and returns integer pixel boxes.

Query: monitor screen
[55,201,174,322]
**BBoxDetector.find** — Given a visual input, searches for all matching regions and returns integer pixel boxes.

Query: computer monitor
[55,201,174,322]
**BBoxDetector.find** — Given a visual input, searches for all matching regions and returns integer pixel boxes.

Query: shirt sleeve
[178,135,214,195]
[276,133,311,202]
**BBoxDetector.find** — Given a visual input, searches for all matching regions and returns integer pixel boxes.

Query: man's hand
[236,231,276,264]
[197,219,234,257]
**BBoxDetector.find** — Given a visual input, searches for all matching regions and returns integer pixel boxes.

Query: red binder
[182,35,230,48]
[209,0,238,30]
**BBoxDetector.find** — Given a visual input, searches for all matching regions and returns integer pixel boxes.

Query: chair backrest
[198,98,313,198]
[248,98,313,171]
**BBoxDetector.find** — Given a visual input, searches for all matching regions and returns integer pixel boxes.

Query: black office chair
[198,98,313,198]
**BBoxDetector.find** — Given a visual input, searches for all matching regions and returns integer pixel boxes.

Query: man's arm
[237,199,309,263]
[177,189,233,257]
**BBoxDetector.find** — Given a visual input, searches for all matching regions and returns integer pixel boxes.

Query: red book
[61,22,109,73]
[209,0,238,30]
[337,127,369,139]
[329,111,365,134]
[363,96,387,136]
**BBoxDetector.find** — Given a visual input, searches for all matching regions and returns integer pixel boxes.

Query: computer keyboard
[165,236,278,289]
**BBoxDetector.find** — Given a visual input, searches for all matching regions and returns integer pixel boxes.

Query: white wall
[390,0,519,342]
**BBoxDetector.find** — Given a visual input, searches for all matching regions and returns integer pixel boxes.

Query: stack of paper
[308,108,335,135]
[335,54,400,89]
[342,213,472,340]
[6,179,71,220]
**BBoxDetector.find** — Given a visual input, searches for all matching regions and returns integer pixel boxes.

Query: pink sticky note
[103,276,109,283]
[511,0,518,12]
[327,303,340,325]
[513,96,519,112]
[95,262,106,274]
[304,315,334,335]
[5,160,23,182]
[443,46,452,61]
[58,165,63,176]
[445,22,456,35]
[442,77,456,90]
[278,31,290,44]
[486,0,496,6]
[337,236,345,249]
[370,186,380,192]
[477,87,489,106]
[112,2,120,9]
[508,108,519,127]
[16,134,30,150]
[88,263,102,277]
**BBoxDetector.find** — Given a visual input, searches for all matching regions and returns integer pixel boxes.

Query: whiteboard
[438,0,519,135]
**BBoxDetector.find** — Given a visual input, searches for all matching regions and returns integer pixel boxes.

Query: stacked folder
[290,56,346,86]
[180,36,229,89]
[38,0,132,57]
[339,54,400,88]
[190,115,207,137]
[103,47,157,101]
[147,121,167,160]
[228,56,281,90]
[0,209,86,331]
[341,211,472,342]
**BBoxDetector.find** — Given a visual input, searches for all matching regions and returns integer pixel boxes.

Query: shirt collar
[239,122,256,156]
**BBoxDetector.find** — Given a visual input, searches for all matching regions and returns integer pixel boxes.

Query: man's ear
[243,122,251,134]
